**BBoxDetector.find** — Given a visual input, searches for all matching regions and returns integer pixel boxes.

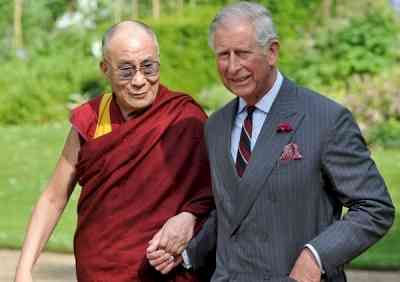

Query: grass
[349,148,400,269]
[0,123,78,252]
[0,124,399,269]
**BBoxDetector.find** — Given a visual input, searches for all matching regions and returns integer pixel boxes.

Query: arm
[148,211,197,257]
[296,108,395,279]
[15,128,80,281]
[185,209,217,270]
[147,112,214,255]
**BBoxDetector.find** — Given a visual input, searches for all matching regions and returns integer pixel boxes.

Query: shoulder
[206,97,236,129]
[293,81,349,123]
[69,95,103,141]
[161,85,208,138]
[291,81,358,140]
[161,85,208,122]
[295,82,345,112]
[70,95,102,117]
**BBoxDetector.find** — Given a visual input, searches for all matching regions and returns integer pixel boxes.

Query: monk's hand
[146,230,183,274]
[146,241,183,274]
[151,212,196,256]
[289,248,321,282]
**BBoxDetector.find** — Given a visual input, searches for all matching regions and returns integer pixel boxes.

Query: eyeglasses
[105,59,160,80]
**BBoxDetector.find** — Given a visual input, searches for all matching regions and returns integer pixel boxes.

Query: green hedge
[0,0,398,141]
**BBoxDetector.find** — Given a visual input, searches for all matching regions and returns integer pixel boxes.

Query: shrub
[290,3,400,91]
[344,67,400,147]
[367,119,400,148]
[196,84,234,114]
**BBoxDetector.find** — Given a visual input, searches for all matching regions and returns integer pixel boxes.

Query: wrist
[303,248,321,274]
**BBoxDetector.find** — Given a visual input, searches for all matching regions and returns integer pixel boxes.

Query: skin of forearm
[16,128,78,279]
[16,187,69,274]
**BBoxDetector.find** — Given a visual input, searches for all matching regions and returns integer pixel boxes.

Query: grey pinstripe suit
[187,78,395,282]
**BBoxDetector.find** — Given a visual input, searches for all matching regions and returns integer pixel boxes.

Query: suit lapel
[213,98,240,205]
[231,78,305,235]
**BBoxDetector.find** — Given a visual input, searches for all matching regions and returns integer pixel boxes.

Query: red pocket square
[280,143,303,161]
[277,122,293,133]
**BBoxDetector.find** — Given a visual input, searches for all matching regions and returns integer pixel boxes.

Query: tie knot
[246,105,256,115]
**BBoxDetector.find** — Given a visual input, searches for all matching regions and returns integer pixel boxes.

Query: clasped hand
[146,212,196,274]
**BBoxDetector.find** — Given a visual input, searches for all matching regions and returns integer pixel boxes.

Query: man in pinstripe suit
[147,2,395,281]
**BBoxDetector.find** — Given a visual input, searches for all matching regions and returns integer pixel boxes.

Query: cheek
[252,65,268,80]
[148,83,159,99]
[217,61,227,73]
[217,66,228,82]
[112,80,127,92]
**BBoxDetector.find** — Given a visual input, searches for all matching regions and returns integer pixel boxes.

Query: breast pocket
[272,158,304,175]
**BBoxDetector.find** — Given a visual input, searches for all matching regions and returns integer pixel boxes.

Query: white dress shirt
[230,71,283,160]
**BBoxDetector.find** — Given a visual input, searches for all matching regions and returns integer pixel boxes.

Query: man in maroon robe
[15,21,214,282]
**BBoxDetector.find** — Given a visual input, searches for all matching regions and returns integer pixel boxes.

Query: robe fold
[70,85,214,282]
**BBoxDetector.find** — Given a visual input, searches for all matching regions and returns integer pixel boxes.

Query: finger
[160,256,183,275]
[147,241,159,254]
[155,255,175,272]
[147,249,166,260]
[149,252,174,267]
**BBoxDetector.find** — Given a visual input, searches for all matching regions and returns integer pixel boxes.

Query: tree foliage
[0,0,399,148]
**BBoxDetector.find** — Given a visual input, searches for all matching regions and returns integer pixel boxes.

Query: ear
[266,40,280,66]
[100,60,109,78]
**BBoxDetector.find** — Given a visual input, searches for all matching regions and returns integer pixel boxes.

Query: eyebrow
[117,57,157,66]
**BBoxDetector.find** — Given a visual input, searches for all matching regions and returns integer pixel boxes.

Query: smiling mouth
[129,92,147,97]
[230,75,250,83]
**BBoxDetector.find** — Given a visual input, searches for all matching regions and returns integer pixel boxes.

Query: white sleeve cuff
[181,249,192,269]
[305,244,325,274]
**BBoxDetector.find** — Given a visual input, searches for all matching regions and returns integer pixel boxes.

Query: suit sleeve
[309,108,395,276]
[186,209,217,270]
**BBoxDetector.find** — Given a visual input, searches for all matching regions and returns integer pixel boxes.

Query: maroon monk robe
[70,85,214,282]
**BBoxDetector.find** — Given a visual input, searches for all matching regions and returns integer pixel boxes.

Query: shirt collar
[237,70,283,114]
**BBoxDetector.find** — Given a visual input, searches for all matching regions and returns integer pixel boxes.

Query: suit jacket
[187,78,395,282]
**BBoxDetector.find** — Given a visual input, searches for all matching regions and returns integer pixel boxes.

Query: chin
[227,84,254,96]
[232,89,254,99]
[130,97,155,110]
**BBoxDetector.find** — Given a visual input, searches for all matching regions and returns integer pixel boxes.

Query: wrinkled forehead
[214,20,257,51]
[105,32,158,63]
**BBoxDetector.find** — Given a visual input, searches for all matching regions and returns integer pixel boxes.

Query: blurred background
[0,0,399,273]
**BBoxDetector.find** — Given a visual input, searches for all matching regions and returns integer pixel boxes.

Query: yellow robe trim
[94,94,113,139]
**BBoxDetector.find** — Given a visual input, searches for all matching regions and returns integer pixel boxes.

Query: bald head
[101,21,160,59]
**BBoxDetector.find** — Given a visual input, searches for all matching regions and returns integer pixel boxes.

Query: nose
[227,53,241,75]
[130,71,146,89]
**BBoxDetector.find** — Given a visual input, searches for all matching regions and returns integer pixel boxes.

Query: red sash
[70,85,213,282]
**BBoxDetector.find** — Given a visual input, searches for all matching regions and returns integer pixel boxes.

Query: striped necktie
[236,105,256,177]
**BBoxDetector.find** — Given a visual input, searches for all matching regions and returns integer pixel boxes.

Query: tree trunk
[152,0,160,19]
[14,0,23,50]
[322,0,333,21]
[132,0,139,19]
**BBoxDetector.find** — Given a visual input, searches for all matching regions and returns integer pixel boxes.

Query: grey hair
[208,1,278,52]
[101,20,160,59]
